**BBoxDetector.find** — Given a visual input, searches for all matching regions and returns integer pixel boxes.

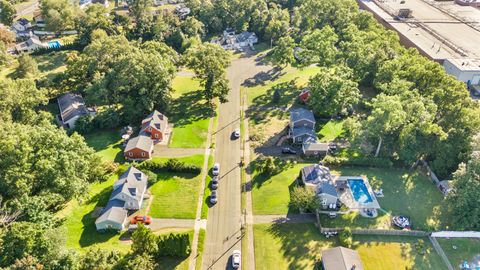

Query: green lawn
[253,223,446,270]
[253,223,337,270]
[84,129,124,163]
[251,161,446,230]
[58,170,131,252]
[354,235,447,270]
[148,155,205,219]
[251,161,298,215]
[437,238,480,268]
[169,74,211,149]
[245,65,320,106]
[317,119,345,142]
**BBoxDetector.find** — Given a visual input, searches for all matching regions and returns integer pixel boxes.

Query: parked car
[212,163,220,176]
[233,128,240,139]
[210,190,218,204]
[231,250,241,269]
[211,176,219,190]
[282,147,296,154]
[131,215,152,225]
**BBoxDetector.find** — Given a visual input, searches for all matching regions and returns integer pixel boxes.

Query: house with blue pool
[300,164,380,213]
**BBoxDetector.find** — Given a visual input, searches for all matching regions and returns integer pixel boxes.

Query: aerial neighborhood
[1,0,480,269]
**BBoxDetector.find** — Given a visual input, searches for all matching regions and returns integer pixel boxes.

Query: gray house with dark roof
[322,247,364,270]
[95,199,128,231]
[95,166,148,232]
[57,92,96,129]
[289,108,317,143]
[300,164,331,188]
[316,182,338,208]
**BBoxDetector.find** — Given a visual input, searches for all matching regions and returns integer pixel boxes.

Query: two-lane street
[202,53,271,270]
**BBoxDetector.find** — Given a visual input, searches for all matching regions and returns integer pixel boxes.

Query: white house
[95,167,148,232]
[15,36,46,53]
[57,92,96,129]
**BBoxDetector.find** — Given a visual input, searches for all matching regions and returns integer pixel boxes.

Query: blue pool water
[348,179,373,204]
[48,41,61,49]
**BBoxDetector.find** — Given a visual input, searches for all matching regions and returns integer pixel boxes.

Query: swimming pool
[48,41,61,49]
[348,179,373,204]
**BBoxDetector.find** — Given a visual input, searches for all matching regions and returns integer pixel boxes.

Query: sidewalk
[188,116,214,270]
[244,110,256,270]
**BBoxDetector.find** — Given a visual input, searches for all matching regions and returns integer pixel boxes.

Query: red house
[140,110,168,143]
[124,135,154,160]
[298,89,311,103]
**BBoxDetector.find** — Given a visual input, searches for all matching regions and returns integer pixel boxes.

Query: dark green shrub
[339,227,353,248]
[156,233,191,258]
[138,159,201,175]
[322,155,393,168]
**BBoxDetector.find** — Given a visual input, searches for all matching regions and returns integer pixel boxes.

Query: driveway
[202,53,272,270]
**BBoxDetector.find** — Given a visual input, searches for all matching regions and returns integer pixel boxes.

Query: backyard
[251,160,446,231]
[83,129,124,162]
[253,223,446,270]
[437,238,480,269]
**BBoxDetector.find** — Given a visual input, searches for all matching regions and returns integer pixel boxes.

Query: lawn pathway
[188,116,214,270]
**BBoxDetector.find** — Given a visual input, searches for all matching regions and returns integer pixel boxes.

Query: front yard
[253,223,446,270]
[251,161,446,231]
[148,155,205,219]
[169,74,211,149]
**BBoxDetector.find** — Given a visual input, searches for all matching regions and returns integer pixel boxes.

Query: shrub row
[138,158,201,175]
[157,233,191,257]
[322,155,393,168]
[30,41,84,55]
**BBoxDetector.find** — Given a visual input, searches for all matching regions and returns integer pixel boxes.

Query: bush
[339,227,353,248]
[73,108,122,135]
[143,170,158,185]
[138,159,201,175]
[157,233,191,258]
[290,186,319,213]
[322,155,393,168]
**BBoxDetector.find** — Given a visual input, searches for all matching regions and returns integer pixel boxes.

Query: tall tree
[185,43,231,105]
[40,0,79,32]
[270,36,295,67]
[131,224,158,255]
[446,152,480,230]
[76,4,119,45]
[298,26,338,66]
[127,0,154,39]
[307,66,360,116]
[0,0,15,26]
[14,54,39,79]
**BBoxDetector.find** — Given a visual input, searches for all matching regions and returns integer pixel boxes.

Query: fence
[432,231,480,238]
[320,226,429,237]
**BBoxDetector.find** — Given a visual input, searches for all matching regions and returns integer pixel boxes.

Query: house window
[155,134,159,138]
[141,152,145,157]
[128,152,133,157]
[148,127,152,131]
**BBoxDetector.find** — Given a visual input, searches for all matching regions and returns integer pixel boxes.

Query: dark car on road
[210,190,218,204]
[211,176,219,190]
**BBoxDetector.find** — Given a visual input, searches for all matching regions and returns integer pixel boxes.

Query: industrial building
[357,0,480,96]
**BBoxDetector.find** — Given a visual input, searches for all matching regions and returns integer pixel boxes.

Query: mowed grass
[169,74,211,149]
[253,223,337,270]
[57,171,131,252]
[317,119,345,142]
[251,162,298,215]
[437,238,480,268]
[246,65,321,105]
[354,235,447,270]
[148,155,205,219]
[253,223,446,270]
[84,129,124,162]
[251,161,446,230]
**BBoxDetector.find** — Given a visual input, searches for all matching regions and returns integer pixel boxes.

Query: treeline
[264,0,479,178]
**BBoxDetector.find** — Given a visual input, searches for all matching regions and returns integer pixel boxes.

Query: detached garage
[95,200,128,232]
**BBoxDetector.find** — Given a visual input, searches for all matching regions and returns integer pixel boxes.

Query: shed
[302,141,330,156]
[322,247,364,270]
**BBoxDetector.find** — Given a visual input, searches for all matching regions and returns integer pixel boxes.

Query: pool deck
[333,175,381,210]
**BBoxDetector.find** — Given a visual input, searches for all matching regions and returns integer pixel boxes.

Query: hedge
[30,41,85,55]
[138,158,201,175]
[157,233,191,257]
[322,155,393,168]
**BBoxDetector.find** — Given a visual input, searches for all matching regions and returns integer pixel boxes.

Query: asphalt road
[202,53,271,270]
